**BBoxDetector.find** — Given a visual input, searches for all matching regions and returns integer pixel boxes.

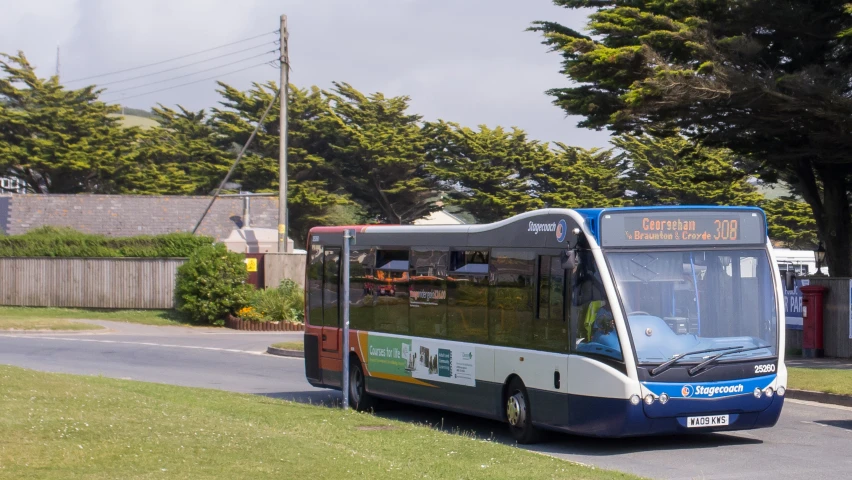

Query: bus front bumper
[560,393,784,438]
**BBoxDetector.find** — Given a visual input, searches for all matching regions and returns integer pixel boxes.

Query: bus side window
[349,248,376,331]
[447,250,490,342]
[571,250,622,361]
[535,255,569,353]
[489,249,535,348]
[410,248,449,338]
[323,249,341,328]
[374,250,410,335]
[307,244,324,327]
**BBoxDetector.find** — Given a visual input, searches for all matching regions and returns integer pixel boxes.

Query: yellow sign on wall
[245,258,258,272]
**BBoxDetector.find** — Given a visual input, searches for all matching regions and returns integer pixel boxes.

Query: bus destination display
[600,210,765,247]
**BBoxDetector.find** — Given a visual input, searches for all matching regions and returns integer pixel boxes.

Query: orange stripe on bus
[368,371,438,388]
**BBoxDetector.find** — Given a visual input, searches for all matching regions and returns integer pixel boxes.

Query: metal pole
[341,229,352,410]
[278,14,290,253]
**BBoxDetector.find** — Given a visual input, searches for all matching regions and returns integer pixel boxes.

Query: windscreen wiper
[687,346,772,376]
[650,346,744,376]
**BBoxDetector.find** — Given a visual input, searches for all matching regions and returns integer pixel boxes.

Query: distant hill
[120,107,156,119]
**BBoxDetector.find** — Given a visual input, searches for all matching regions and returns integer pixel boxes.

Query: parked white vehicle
[773,248,828,277]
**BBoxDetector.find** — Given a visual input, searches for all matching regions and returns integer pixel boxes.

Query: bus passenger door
[322,248,341,354]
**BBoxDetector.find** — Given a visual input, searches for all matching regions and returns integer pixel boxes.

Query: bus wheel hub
[507,394,526,426]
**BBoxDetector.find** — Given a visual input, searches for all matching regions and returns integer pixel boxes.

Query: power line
[95,42,277,87]
[101,50,277,96]
[103,60,277,102]
[193,87,281,234]
[65,30,278,83]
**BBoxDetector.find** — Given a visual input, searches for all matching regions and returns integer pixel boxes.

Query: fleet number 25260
[754,364,776,374]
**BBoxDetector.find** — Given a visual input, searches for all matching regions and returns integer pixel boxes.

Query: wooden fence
[0,257,186,309]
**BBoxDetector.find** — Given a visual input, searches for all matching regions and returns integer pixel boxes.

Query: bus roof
[308,206,767,249]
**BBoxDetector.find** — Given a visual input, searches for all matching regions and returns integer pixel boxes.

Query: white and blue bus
[304,207,785,441]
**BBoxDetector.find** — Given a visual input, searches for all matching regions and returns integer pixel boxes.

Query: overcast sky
[0,0,611,148]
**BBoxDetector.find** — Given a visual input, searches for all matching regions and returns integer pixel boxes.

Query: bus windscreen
[599,210,766,247]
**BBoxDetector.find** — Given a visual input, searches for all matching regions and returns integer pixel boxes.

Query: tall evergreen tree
[761,197,819,250]
[326,83,440,224]
[532,1,852,275]
[211,81,348,244]
[615,134,763,207]
[0,52,137,193]
[425,121,541,223]
[121,106,229,195]
[528,143,630,209]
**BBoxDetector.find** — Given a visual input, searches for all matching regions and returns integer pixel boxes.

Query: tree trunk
[799,165,852,277]
[817,171,852,277]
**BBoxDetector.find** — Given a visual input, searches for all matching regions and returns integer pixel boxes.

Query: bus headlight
[629,394,641,406]
[659,393,670,404]
[644,394,655,405]
[764,387,774,398]
[753,387,762,398]
[777,386,786,397]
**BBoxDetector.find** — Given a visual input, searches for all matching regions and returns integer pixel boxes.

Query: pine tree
[211,81,348,244]
[425,121,541,223]
[532,1,852,275]
[0,52,137,193]
[325,83,440,224]
[615,134,763,207]
[529,143,630,209]
[761,197,819,250]
[120,106,230,195]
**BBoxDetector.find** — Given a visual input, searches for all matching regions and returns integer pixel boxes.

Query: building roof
[412,209,466,225]
[0,194,280,240]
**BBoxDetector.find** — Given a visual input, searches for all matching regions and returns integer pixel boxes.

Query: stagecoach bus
[303,207,785,441]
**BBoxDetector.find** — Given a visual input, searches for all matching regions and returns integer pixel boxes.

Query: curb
[786,389,852,408]
[267,346,304,358]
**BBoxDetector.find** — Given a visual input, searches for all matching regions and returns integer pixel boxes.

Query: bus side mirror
[784,271,796,291]
[561,249,577,270]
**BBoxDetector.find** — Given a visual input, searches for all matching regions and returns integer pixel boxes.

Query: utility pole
[55,46,60,79]
[278,15,290,253]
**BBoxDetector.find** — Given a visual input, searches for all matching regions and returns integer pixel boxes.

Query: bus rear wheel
[349,358,378,412]
[505,378,541,444]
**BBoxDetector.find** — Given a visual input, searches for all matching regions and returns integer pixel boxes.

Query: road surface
[1,321,851,480]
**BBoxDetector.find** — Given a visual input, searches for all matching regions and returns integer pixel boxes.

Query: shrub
[248,279,305,323]
[174,244,253,325]
[0,226,213,258]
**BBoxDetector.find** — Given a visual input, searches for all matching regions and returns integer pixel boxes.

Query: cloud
[0,0,611,148]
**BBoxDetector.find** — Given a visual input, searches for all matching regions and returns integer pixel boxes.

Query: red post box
[800,285,828,358]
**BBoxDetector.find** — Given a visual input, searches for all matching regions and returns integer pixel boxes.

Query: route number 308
[714,219,739,241]
[754,364,776,374]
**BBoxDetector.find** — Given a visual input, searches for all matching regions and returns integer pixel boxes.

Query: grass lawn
[0,307,197,330]
[0,365,640,480]
[0,317,104,331]
[787,367,852,396]
[270,341,304,351]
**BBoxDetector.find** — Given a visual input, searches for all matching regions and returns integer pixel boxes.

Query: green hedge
[0,227,214,258]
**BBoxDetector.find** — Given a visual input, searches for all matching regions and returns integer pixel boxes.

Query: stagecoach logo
[528,219,569,243]
[556,219,568,243]
[680,383,745,398]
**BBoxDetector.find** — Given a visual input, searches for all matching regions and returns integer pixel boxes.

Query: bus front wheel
[505,378,541,444]
[349,358,378,412]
